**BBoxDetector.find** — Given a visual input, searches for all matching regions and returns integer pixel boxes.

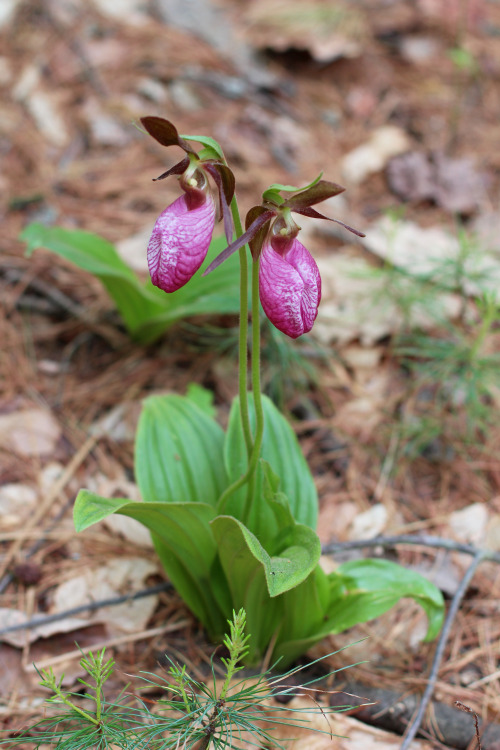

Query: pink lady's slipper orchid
[147,171,216,293]
[259,218,321,339]
[259,241,320,339]
[141,116,235,293]
[204,177,364,338]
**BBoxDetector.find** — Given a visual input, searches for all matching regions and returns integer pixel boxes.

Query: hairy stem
[217,258,265,518]
[242,257,265,525]
[231,198,252,459]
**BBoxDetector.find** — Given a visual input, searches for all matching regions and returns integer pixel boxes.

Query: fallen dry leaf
[348,503,388,540]
[244,0,368,62]
[265,695,431,750]
[0,408,62,456]
[116,225,154,272]
[89,402,142,442]
[341,126,411,185]
[362,216,500,302]
[0,483,38,528]
[387,150,488,214]
[449,502,488,546]
[0,608,92,648]
[50,557,159,635]
[314,255,408,346]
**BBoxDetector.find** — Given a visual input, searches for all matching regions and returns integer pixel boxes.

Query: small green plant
[3,610,357,750]
[396,292,500,449]
[362,218,500,458]
[38,649,114,727]
[20,224,241,345]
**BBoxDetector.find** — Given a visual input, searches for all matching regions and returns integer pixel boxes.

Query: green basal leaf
[20,227,240,344]
[133,238,241,344]
[329,558,445,640]
[211,514,320,662]
[222,394,318,539]
[261,460,295,531]
[212,517,320,599]
[181,134,225,161]
[263,172,323,197]
[74,492,133,532]
[186,383,217,418]
[20,223,165,335]
[74,491,228,636]
[135,394,228,507]
[271,566,333,666]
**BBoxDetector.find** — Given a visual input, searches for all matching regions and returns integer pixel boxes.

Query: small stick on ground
[400,551,485,750]
[455,702,482,750]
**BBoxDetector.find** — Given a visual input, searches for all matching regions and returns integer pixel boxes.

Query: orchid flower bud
[147,170,216,293]
[259,219,321,339]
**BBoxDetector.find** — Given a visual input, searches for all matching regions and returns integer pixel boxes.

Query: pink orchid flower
[259,233,321,339]
[147,183,216,293]
[204,178,364,339]
[141,116,235,294]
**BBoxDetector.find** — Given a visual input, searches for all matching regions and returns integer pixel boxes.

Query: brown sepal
[203,162,235,242]
[153,156,190,181]
[283,180,345,210]
[140,116,197,154]
[246,205,276,260]
[293,206,365,237]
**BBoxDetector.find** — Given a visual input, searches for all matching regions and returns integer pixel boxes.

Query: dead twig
[0,581,172,639]
[322,535,500,564]
[0,435,99,585]
[400,551,485,750]
[323,536,497,747]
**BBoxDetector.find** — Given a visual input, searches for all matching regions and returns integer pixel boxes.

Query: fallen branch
[0,581,172,638]
[322,535,500,563]
[324,535,498,748]
[400,550,485,750]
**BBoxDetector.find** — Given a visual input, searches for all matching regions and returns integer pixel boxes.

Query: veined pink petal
[259,238,321,339]
[147,192,216,292]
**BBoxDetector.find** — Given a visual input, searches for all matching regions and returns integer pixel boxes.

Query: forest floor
[1,0,500,748]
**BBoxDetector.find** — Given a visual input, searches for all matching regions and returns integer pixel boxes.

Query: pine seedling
[2,610,358,750]
[3,648,143,750]
[397,291,500,443]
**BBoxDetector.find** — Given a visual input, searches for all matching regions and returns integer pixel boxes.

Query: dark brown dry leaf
[386,151,435,203]
[432,151,487,214]
[387,150,488,213]
[243,0,369,62]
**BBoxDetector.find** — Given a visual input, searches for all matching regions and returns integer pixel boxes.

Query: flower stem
[231,198,252,459]
[216,210,265,519]
[242,257,265,524]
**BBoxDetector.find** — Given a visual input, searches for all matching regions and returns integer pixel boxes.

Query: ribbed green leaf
[21,223,164,334]
[329,558,445,640]
[211,514,320,662]
[222,394,318,538]
[73,491,228,635]
[271,566,333,666]
[135,394,228,506]
[134,246,240,343]
[20,225,240,343]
